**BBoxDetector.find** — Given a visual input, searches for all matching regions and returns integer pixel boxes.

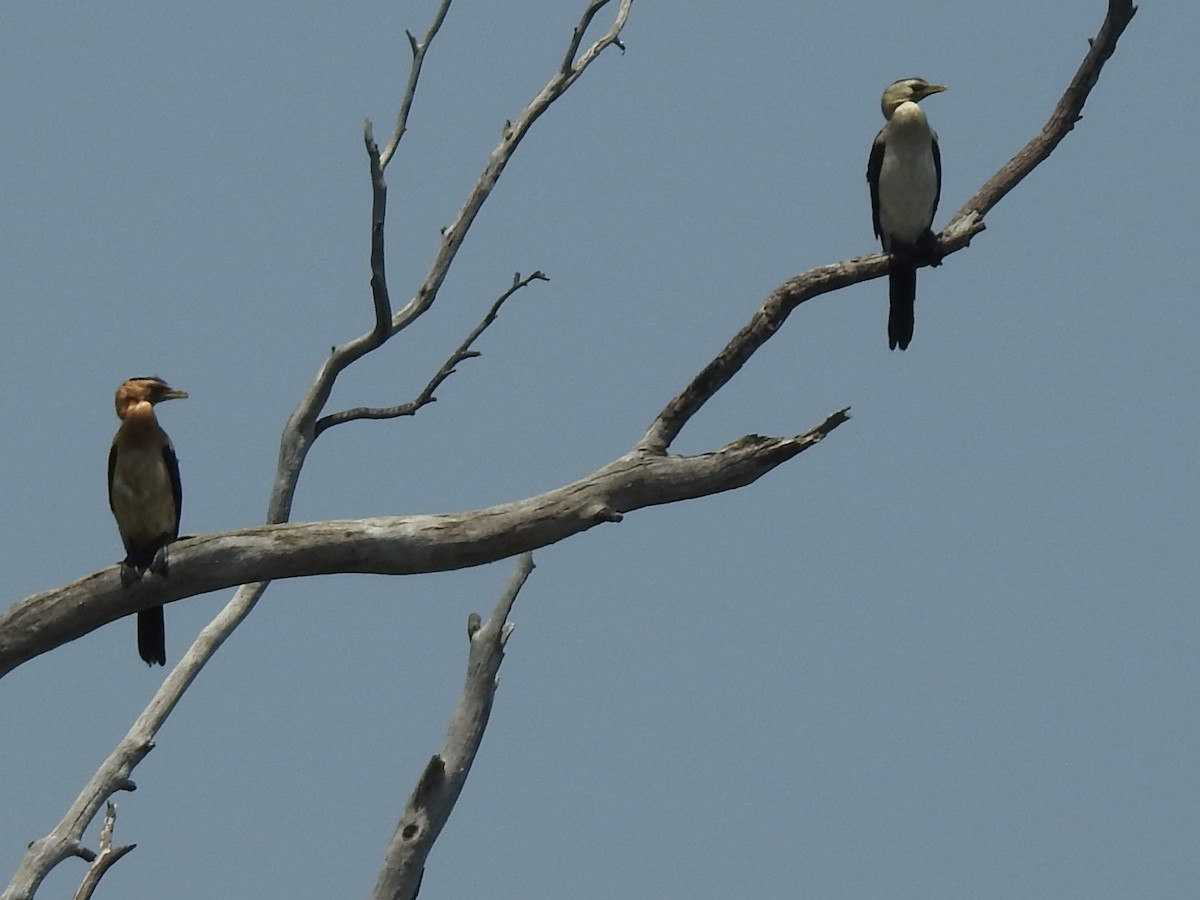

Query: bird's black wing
[163,436,183,539]
[107,442,118,514]
[867,129,886,243]
[931,131,942,219]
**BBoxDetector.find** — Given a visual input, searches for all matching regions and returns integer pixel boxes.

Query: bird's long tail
[138,606,166,666]
[888,266,916,351]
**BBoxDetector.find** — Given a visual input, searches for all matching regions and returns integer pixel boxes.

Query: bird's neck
[888,101,929,131]
[118,401,160,436]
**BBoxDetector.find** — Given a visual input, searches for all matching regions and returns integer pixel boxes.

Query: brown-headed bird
[867,78,946,350]
[108,376,187,666]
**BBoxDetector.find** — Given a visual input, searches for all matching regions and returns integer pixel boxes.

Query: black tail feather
[888,266,916,351]
[138,606,166,666]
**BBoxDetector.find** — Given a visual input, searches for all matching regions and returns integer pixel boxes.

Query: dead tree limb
[372,553,535,900]
[0,414,848,677]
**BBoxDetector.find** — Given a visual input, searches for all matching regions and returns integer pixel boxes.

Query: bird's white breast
[878,102,939,247]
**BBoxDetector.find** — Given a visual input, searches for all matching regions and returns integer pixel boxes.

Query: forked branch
[315,271,549,436]
[269,0,632,525]
[380,0,454,169]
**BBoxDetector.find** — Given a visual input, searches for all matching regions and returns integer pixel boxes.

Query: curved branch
[1,412,847,678]
[950,0,1137,227]
[638,0,1136,454]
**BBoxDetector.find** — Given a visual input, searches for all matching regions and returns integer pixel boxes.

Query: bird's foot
[119,561,142,588]
[917,231,944,267]
[150,546,170,578]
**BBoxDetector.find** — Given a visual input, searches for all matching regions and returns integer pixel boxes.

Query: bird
[108,376,187,666]
[867,77,946,350]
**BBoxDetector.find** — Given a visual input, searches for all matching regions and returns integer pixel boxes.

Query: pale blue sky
[2,2,1197,898]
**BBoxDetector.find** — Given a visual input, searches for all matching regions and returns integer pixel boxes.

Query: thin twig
[365,122,392,338]
[383,0,632,337]
[314,271,548,436]
[380,0,453,170]
[363,0,457,351]
[561,0,628,74]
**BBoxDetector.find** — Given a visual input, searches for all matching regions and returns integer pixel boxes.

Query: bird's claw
[119,562,141,588]
[917,231,944,267]
[149,546,170,578]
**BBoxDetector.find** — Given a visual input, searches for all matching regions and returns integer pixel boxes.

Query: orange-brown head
[114,377,189,420]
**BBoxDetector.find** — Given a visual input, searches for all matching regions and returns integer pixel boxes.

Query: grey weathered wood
[0,421,846,678]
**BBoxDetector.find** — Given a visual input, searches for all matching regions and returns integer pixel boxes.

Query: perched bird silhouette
[108,376,187,666]
[867,77,946,350]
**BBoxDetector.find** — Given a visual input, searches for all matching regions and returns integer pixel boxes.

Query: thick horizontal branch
[0,411,847,677]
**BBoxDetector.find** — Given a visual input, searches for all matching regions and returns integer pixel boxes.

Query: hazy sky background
[2,2,1197,898]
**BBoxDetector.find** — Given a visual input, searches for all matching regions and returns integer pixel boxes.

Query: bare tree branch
[364,0,460,345]
[949,0,1138,228]
[340,0,461,390]
[372,554,534,900]
[315,271,549,436]
[269,0,633,526]
[365,122,393,339]
[72,804,136,900]
[561,0,629,74]
[2,578,270,900]
[380,0,453,170]
[1,413,847,678]
[637,0,1136,455]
